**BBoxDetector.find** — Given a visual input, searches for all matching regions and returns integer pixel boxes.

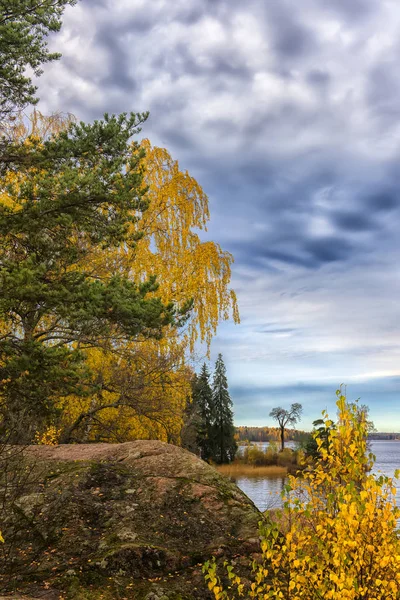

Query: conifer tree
[180,387,202,455]
[190,364,214,460]
[0,0,76,127]
[0,113,190,442]
[211,354,237,464]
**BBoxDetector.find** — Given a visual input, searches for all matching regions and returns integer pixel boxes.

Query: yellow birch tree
[1,112,239,443]
[60,140,239,443]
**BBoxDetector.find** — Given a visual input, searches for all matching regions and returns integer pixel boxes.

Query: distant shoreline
[238,434,400,444]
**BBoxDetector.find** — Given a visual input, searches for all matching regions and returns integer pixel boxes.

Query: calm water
[235,440,400,512]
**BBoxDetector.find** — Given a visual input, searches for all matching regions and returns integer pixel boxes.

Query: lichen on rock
[0,441,261,599]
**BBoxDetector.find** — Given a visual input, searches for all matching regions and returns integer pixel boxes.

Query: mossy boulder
[0,441,261,599]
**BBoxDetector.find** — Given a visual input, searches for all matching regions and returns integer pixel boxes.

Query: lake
[234,440,400,512]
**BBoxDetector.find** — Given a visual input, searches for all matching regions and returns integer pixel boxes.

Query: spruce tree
[180,380,203,455]
[191,364,214,460]
[211,354,237,464]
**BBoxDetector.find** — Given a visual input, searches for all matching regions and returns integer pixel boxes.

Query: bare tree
[269,403,302,451]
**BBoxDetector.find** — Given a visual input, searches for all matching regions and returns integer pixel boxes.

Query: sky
[36,0,400,431]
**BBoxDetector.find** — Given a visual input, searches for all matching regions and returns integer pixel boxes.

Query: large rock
[0,441,261,599]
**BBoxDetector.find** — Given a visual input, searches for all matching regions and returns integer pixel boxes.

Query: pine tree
[0,113,190,443]
[0,0,76,127]
[211,354,237,464]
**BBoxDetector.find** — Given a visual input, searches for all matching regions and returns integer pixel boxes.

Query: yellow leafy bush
[34,426,61,446]
[205,390,400,599]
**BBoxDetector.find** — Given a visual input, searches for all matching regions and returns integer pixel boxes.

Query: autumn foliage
[204,390,400,599]
[57,137,239,443]
[0,112,239,444]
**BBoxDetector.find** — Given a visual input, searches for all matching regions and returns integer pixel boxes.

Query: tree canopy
[269,402,302,451]
[54,136,239,444]
[0,113,190,442]
[0,0,240,446]
[0,112,240,444]
[0,0,76,123]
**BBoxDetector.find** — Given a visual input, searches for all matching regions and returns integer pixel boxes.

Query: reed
[215,463,287,478]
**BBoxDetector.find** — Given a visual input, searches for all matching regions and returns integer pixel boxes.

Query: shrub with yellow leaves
[204,389,400,599]
[34,426,61,446]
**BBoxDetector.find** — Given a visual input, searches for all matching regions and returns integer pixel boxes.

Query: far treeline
[236,427,399,442]
[236,426,307,443]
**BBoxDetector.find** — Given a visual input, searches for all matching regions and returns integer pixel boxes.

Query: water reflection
[234,440,400,513]
[233,474,288,512]
[371,440,400,507]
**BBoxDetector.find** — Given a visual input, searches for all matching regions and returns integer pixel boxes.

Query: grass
[215,463,288,478]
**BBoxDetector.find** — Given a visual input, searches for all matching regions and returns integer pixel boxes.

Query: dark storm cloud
[366,191,400,213]
[330,211,374,233]
[265,3,317,60]
[306,70,330,89]
[157,41,252,83]
[229,230,352,270]
[231,241,315,270]
[94,25,136,92]
[256,325,297,335]
[366,64,400,127]
[304,237,353,265]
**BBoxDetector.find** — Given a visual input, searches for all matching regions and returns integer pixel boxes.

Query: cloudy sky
[38,0,400,430]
